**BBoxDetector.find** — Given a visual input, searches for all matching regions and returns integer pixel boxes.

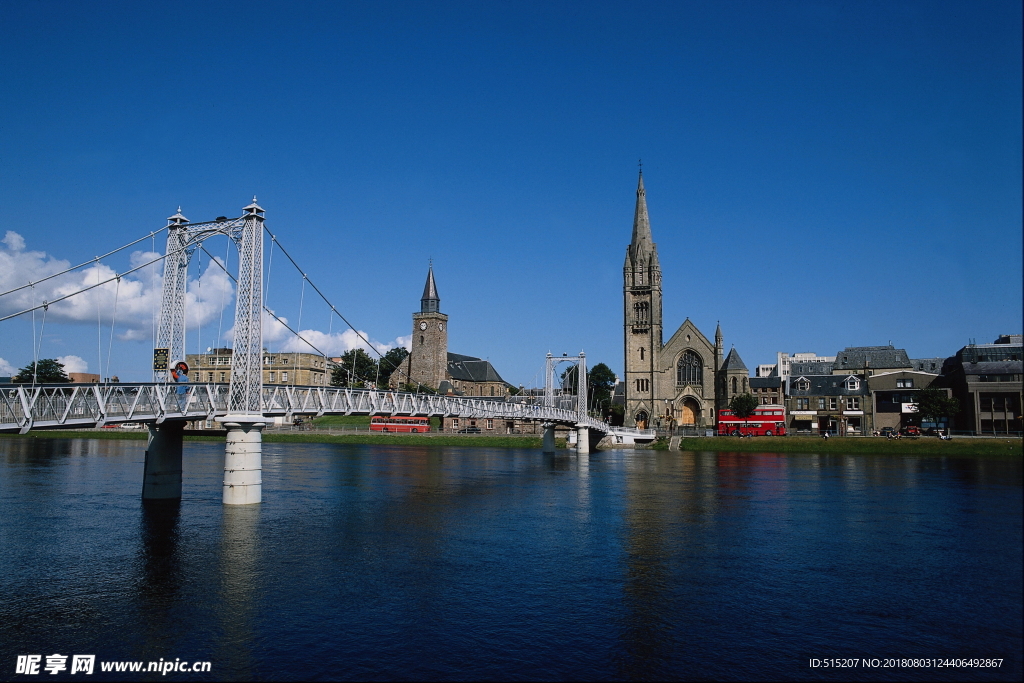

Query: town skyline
[0,1,1020,385]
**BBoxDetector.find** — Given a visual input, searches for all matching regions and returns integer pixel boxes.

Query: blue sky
[1,0,1020,385]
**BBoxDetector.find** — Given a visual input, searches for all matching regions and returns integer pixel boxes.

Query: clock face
[419,321,427,330]
[438,323,444,331]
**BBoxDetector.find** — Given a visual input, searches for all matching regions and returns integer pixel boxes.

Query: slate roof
[722,348,748,371]
[447,352,508,384]
[791,361,833,376]
[421,266,439,302]
[788,374,868,396]
[833,346,911,371]
[963,360,1023,376]
[749,377,782,389]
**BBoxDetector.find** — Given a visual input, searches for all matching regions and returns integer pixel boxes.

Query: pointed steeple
[715,322,723,345]
[630,170,654,258]
[420,263,440,313]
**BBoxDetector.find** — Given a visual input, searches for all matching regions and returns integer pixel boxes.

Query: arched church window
[633,301,649,324]
[743,378,748,392]
[676,350,703,385]
[420,335,424,345]
[731,377,738,393]
[637,264,644,285]
[639,347,645,360]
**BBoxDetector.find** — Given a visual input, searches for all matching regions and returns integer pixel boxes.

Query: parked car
[457,427,482,434]
[900,425,921,437]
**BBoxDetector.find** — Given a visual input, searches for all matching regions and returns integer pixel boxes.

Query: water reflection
[215,504,261,679]
[1,440,1020,681]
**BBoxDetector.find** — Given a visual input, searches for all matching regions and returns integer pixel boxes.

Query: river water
[0,438,1020,681]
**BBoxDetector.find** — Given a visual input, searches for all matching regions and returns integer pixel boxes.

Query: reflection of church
[622,172,749,429]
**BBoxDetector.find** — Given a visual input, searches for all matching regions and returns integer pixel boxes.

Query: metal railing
[0,383,653,438]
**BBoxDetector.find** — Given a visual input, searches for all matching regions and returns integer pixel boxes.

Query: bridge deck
[0,383,652,439]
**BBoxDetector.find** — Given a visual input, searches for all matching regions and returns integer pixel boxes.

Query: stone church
[622,171,749,429]
[389,265,511,399]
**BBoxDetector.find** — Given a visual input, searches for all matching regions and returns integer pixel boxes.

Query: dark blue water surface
[1,438,1020,681]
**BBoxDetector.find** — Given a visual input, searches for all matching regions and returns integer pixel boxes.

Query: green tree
[916,387,960,426]
[12,359,71,384]
[588,363,617,412]
[330,349,378,387]
[378,347,410,384]
[560,362,617,415]
[728,392,759,418]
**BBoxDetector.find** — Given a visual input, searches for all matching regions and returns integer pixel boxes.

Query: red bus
[370,416,431,433]
[717,406,787,436]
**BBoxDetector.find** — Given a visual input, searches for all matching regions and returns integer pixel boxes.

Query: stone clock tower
[406,264,448,390]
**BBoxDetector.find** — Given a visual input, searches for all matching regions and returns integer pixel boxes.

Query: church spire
[630,170,654,256]
[420,263,440,313]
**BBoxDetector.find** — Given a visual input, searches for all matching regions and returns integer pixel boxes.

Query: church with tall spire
[622,170,736,429]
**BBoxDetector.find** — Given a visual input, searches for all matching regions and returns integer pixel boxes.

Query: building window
[817,398,826,410]
[486,419,494,430]
[795,379,810,391]
[207,372,214,382]
[796,398,809,410]
[220,372,226,382]
[420,335,424,345]
[896,379,914,388]
[282,372,289,382]
[676,350,703,385]
[452,418,459,430]
[269,372,275,382]
[846,397,860,410]
[845,377,860,390]
[731,377,737,393]
[829,398,838,410]
[633,301,649,324]
[640,347,645,360]
[635,378,649,392]
[490,386,495,396]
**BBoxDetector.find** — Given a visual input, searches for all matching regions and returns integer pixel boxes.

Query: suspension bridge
[0,199,653,504]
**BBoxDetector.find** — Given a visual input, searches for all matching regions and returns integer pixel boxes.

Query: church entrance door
[679,399,699,425]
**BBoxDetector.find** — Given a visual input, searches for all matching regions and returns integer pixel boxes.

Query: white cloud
[57,355,88,373]
[225,310,404,358]
[0,232,234,343]
[3,231,25,252]
[0,357,15,375]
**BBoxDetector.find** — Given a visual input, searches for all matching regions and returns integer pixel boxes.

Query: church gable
[661,318,715,361]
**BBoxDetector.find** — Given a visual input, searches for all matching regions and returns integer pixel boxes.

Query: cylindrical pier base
[576,426,590,454]
[542,423,556,454]
[222,417,265,505]
[142,421,185,499]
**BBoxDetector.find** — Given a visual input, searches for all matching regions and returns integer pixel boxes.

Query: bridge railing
[2,383,626,435]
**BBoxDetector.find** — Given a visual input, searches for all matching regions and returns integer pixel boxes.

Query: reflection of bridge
[1,199,652,505]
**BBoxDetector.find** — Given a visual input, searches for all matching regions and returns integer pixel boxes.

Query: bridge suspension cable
[0,251,168,324]
[0,228,167,300]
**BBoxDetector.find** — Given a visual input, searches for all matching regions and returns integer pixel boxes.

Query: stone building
[622,171,732,430]
[941,335,1022,435]
[868,370,948,433]
[786,373,871,435]
[750,375,784,405]
[389,266,513,403]
[186,348,330,386]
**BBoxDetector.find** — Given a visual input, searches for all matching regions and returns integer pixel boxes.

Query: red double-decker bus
[370,416,431,433]
[717,406,787,436]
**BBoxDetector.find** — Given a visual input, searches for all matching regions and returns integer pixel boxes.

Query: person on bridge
[171,361,189,411]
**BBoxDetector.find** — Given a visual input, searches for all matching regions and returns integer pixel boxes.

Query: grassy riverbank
[0,429,564,449]
[656,435,1022,457]
[2,430,1019,457]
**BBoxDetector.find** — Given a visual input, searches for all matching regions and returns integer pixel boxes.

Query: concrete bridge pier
[222,417,266,505]
[142,420,185,499]
[542,423,556,454]
[576,426,590,454]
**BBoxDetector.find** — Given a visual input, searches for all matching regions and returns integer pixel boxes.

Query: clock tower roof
[420,264,441,313]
